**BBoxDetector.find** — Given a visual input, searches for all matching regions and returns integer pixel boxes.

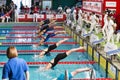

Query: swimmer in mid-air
[34,38,68,58]
[35,22,63,40]
[35,31,66,47]
[39,18,56,27]
[43,46,84,70]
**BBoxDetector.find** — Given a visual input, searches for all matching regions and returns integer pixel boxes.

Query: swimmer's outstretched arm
[35,37,45,47]
[39,21,44,26]
[34,32,45,40]
[55,31,66,34]
[49,20,56,25]
[37,30,46,37]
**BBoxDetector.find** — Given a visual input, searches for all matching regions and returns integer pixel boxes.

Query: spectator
[15,6,18,22]
[10,1,17,22]
[66,7,71,20]
[57,5,63,14]
[2,46,29,80]
[106,15,115,43]
[33,5,39,22]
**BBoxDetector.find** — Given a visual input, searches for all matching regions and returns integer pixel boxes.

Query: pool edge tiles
[108,62,116,79]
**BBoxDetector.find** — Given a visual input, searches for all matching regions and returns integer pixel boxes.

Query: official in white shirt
[73,9,77,23]
[77,9,82,27]
[106,16,116,43]
[89,12,97,33]
[66,7,71,20]
[102,11,108,37]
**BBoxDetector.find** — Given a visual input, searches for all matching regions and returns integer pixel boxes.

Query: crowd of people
[0,0,82,23]
[66,6,120,44]
[0,1,17,22]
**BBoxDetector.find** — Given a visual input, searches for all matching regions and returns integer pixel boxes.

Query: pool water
[0,26,107,80]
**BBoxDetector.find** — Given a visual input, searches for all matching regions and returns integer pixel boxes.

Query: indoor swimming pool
[0,25,109,80]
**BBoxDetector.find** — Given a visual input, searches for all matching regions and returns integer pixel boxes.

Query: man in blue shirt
[2,46,29,80]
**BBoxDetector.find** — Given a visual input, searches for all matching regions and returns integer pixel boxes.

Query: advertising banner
[18,15,25,18]
[83,1,102,13]
[100,56,106,69]
[27,15,33,18]
[94,51,99,62]
[108,62,116,79]
[56,15,63,19]
[106,1,116,7]
[88,45,92,56]
[37,14,44,18]
[46,14,54,19]
[118,71,120,80]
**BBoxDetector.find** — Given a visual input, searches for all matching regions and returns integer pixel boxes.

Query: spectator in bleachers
[6,6,11,12]
[57,5,63,14]
[0,5,5,22]
[15,6,18,22]
[10,1,17,22]
[66,7,71,20]
[72,8,77,23]
[33,5,39,22]
[64,6,68,12]
[25,5,29,13]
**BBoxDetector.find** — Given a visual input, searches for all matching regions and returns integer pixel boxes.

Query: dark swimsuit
[44,44,57,56]
[43,19,50,25]
[40,24,49,32]
[43,27,54,35]
[50,53,67,68]
[44,33,56,42]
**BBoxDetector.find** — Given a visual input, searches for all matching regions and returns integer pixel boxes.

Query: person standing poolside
[2,46,29,80]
